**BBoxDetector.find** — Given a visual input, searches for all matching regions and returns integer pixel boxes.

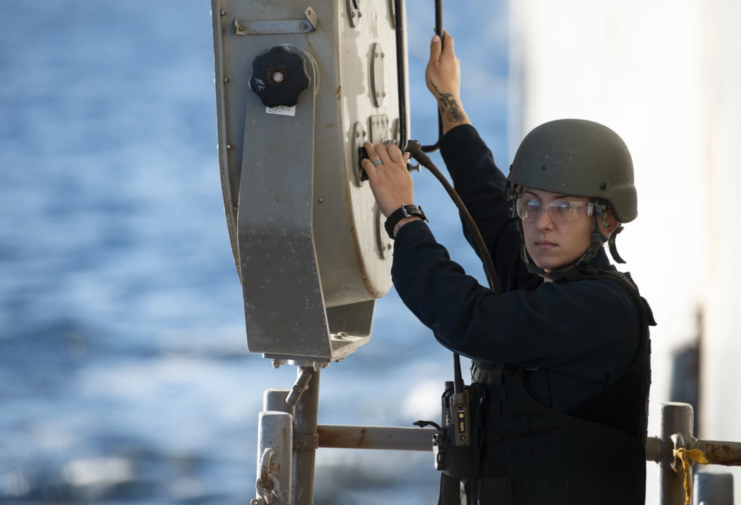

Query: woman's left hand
[361,141,413,217]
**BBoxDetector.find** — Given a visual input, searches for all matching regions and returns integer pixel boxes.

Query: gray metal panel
[239,47,331,359]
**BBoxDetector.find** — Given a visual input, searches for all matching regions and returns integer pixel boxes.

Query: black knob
[249,46,309,108]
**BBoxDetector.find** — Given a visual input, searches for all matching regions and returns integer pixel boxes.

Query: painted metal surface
[256,412,293,504]
[211,0,409,362]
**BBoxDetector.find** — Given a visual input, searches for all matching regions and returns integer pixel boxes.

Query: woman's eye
[552,200,573,210]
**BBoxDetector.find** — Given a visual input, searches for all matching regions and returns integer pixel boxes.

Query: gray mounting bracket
[235,7,319,35]
[346,0,361,27]
[370,43,386,107]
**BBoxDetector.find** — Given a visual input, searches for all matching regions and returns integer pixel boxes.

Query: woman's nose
[535,207,555,230]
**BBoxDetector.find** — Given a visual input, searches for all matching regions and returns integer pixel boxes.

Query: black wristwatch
[384,204,428,239]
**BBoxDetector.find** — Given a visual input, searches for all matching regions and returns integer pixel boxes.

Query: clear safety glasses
[516,197,595,225]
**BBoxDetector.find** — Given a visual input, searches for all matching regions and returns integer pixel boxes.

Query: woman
[361,31,655,505]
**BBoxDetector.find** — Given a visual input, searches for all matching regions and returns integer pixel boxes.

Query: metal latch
[235,7,319,36]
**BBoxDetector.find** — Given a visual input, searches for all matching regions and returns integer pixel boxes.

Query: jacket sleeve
[391,220,640,381]
[438,125,524,291]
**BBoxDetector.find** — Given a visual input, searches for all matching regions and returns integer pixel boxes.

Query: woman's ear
[600,208,621,238]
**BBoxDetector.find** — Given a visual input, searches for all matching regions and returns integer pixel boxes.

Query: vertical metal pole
[292,366,320,505]
[693,473,734,505]
[256,411,293,504]
[660,403,695,505]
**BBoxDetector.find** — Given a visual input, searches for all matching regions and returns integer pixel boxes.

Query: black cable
[421,0,444,153]
[394,0,408,149]
[406,140,502,394]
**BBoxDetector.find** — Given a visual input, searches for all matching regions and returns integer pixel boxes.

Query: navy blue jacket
[391,125,641,413]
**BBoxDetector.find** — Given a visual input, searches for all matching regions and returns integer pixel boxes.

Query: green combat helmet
[505,119,638,278]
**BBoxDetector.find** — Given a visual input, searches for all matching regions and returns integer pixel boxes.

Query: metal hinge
[234,7,319,36]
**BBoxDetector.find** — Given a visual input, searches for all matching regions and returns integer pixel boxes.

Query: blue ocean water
[0,1,508,503]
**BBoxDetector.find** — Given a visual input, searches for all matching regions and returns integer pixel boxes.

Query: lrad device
[212,0,411,367]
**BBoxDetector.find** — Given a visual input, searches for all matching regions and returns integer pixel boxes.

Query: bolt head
[238,24,245,31]
[220,10,225,15]
[299,22,307,29]
[226,144,232,149]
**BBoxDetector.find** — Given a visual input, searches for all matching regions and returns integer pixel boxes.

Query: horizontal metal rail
[317,425,436,451]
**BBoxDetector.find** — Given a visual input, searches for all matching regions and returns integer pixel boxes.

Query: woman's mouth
[535,241,558,250]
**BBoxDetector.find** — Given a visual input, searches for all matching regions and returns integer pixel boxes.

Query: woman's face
[520,187,616,272]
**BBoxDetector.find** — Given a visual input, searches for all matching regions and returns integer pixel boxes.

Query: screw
[224,77,229,83]
[355,131,360,137]
[300,22,307,30]
[220,10,225,16]
[351,11,356,17]
[238,24,245,31]
[541,165,547,170]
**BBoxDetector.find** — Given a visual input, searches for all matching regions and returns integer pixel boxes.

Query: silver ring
[372,159,383,166]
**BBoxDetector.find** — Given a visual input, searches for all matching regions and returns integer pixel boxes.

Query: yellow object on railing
[673,447,709,505]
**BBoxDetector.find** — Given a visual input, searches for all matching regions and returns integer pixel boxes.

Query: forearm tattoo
[430,80,465,123]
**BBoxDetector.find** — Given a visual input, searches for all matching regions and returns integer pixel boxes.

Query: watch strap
[384,204,428,239]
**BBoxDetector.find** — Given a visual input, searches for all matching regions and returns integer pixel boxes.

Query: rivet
[272,71,284,83]
[600,182,608,190]
[541,165,547,170]
[351,11,356,17]
[318,198,324,203]
[220,10,225,16]
[226,144,232,150]
[223,77,229,83]
[233,206,237,212]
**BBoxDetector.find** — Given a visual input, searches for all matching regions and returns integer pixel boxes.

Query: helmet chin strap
[515,207,625,282]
